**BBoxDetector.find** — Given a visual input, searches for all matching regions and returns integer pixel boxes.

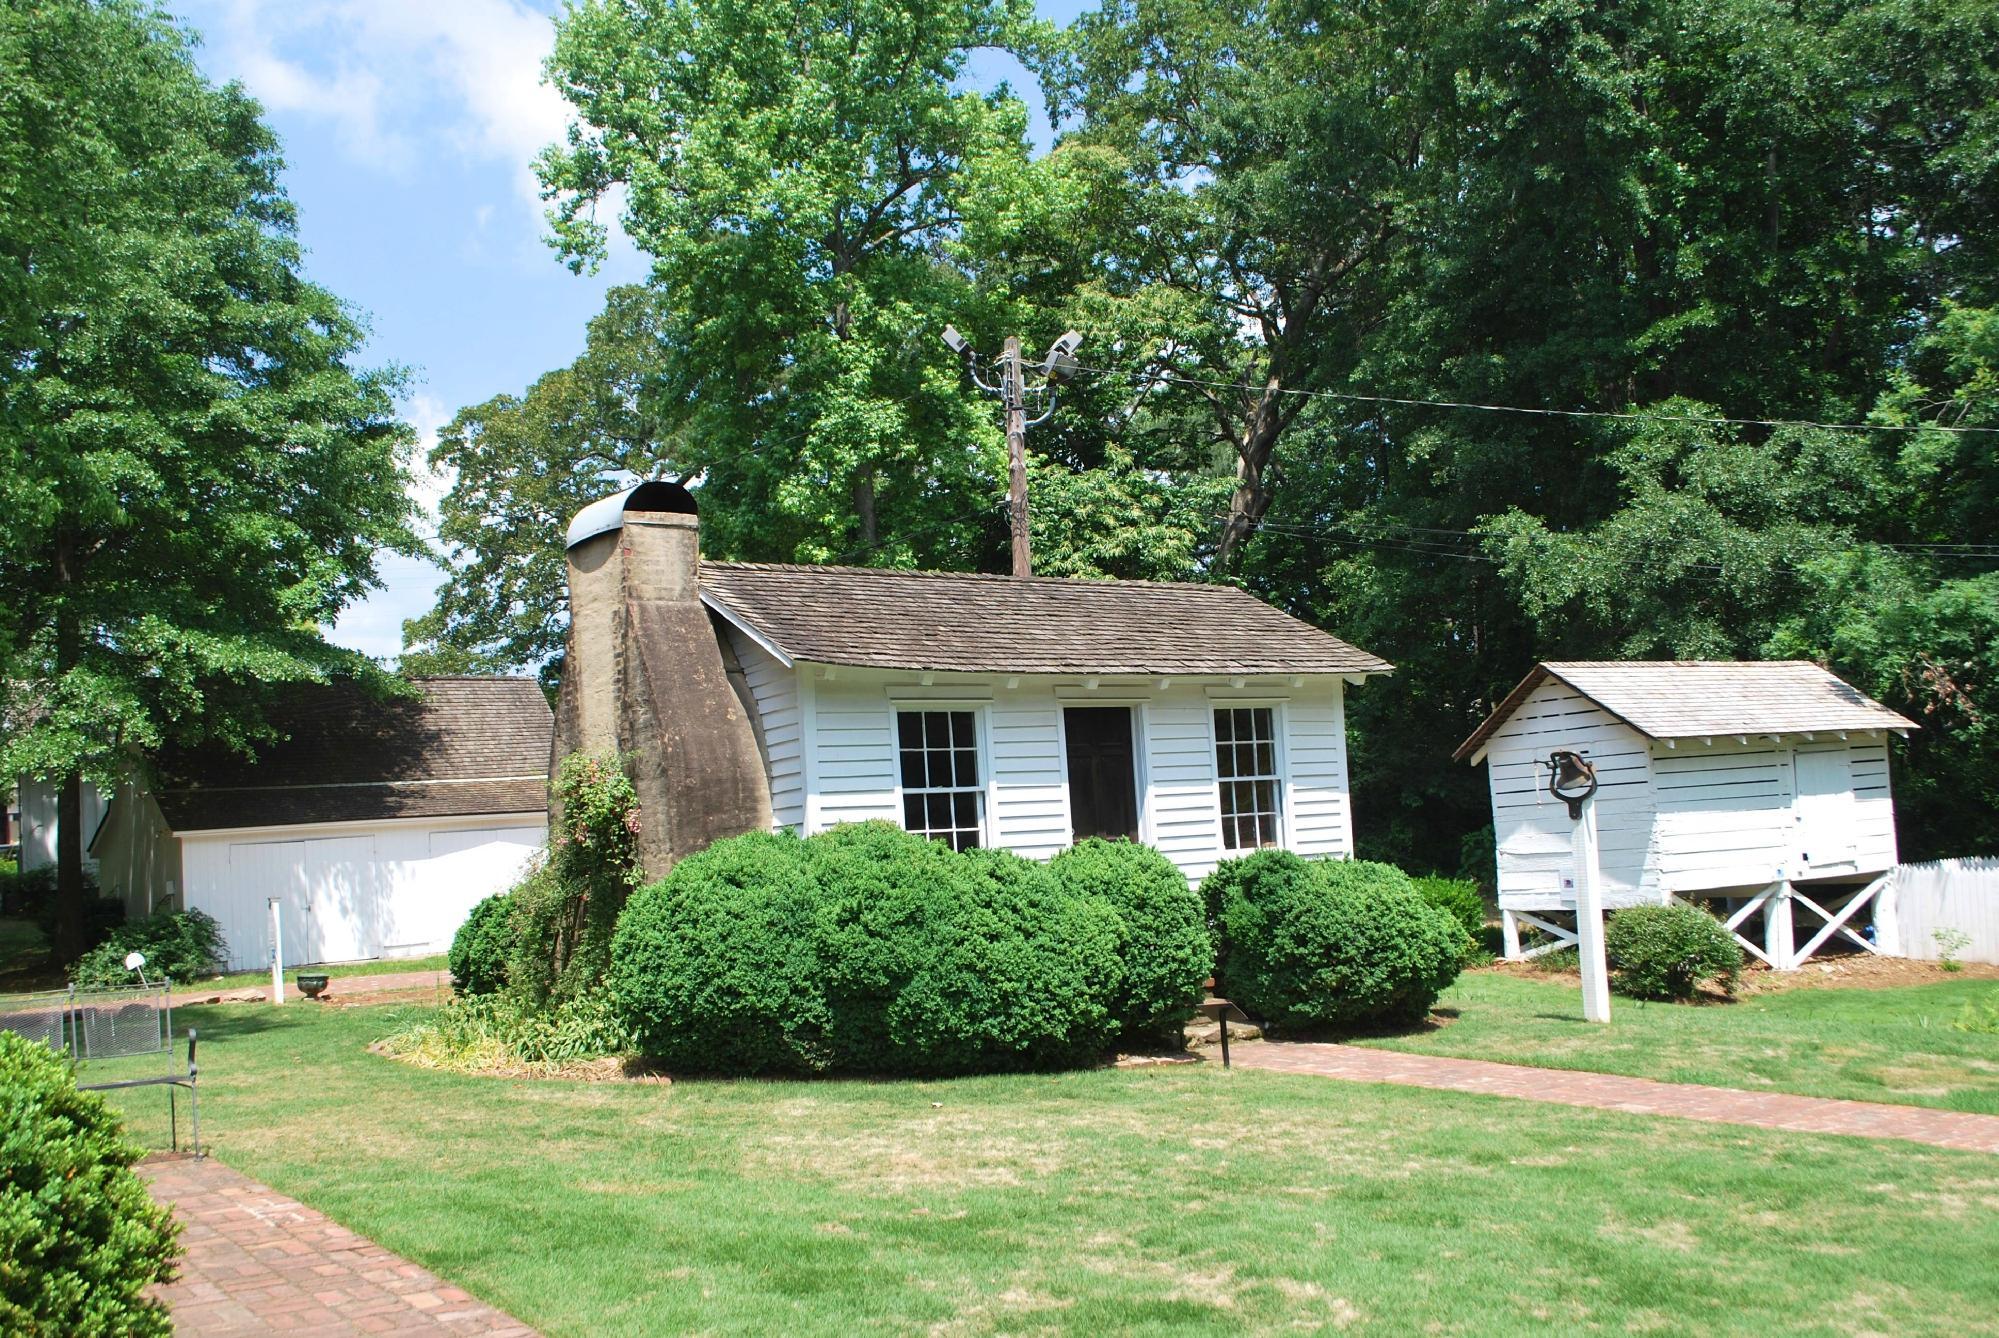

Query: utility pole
[943,326,1082,579]
[1000,335,1031,578]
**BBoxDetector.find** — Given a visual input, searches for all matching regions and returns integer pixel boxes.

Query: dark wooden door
[1064,707,1140,842]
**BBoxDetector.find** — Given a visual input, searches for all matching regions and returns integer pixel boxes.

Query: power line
[1068,363,1999,437]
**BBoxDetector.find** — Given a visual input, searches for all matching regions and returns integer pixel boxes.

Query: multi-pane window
[897,710,983,851]
[1216,707,1282,851]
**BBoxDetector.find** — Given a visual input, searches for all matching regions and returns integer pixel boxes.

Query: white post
[1501,908,1522,961]
[1573,796,1612,1023]
[1765,881,1796,971]
[268,896,285,1006]
[1872,873,1901,957]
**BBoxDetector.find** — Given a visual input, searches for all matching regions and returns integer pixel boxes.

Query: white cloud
[193,0,572,222]
[323,391,458,662]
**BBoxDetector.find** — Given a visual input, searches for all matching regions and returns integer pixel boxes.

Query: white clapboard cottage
[554,483,1391,884]
[1455,661,1918,970]
[90,678,552,970]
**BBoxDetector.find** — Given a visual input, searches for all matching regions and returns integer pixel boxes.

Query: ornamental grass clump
[0,1031,180,1335]
[1604,903,1744,1001]
[1049,838,1211,1038]
[1203,851,1468,1031]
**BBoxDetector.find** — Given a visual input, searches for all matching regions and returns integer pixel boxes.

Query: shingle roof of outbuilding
[1454,660,1918,762]
[152,677,552,832]
[697,562,1391,677]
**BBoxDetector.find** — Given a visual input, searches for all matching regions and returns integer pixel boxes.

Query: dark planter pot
[295,973,330,1000]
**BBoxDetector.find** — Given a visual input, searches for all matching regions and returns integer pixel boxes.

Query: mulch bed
[1488,953,1999,997]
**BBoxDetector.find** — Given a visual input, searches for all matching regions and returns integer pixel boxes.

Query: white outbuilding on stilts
[1455,661,1918,970]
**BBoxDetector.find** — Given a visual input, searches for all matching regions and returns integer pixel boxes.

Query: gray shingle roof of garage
[152,677,552,832]
[1454,660,1918,761]
[698,562,1391,676]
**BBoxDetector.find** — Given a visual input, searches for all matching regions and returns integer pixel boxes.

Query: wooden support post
[1871,872,1901,956]
[267,897,285,1006]
[1765,881,1796,972]
[1574,796,1611,1023]
[1501,909,1522,961]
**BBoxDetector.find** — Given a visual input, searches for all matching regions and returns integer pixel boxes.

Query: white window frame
[1211,702,1287,853]
[890,703,990,851]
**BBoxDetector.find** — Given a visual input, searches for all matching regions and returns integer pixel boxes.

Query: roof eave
[699,590,795,668]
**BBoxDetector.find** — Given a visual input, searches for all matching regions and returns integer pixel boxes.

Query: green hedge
[1605,903,1744,1001]
[448,893,519,996]
[609,823,1132,1076]
[0,1031,180,1335]
[1203,851,1467,1030]
[70,909,226,988]
[608,830,833,1075]
[1411,876,1485,944]
[1049,839,1211,1037]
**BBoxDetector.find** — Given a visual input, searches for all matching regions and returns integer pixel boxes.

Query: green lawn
[88,1002,1999,1336]
[1360,970,1999,1114]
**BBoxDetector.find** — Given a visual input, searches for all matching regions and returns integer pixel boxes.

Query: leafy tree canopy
[0,0,418,948]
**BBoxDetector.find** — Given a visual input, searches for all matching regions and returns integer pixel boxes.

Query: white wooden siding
[1650,738,1794,892]
[790,671,1361,886]
[988,699,1070,860]
[1483,679,1659,909]
[1140,691,1224,882]
[1480,677,1904,906]
[181,817,544,971]
[1284,687,1355,859]
[804,678,900,828]
[722,628,806,832]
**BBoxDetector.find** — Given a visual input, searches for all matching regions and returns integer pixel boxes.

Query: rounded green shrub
[608,822,1130,1077]
[71,908,226,988]
[608,830,831,1075]
[448,892,518,996]
[1205,853,1466,1030]
[1605,903,1744,1001]
[0,1031,180,1335]
[1411,876,1486,944]
[1049,838,1211,1037]
[810,824,1119,1075]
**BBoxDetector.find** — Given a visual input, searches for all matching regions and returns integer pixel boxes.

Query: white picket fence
[1893,857,1999,965]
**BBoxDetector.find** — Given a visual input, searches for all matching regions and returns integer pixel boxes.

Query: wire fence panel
[71,982,169,1061]
[0,989,70,1052]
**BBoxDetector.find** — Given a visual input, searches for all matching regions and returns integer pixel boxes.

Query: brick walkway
[140,1156,536,1336]
[1231,1041,1999,1154]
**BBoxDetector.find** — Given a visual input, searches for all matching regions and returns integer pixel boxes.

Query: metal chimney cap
[564,480,698,550]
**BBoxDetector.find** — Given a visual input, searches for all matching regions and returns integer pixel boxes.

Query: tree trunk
[52,520,85,962]
[1214,378,1291,569]
[55,771,85,963]
[853,469,878,553]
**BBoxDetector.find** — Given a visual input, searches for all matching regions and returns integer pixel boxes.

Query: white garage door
[228,834,381,965]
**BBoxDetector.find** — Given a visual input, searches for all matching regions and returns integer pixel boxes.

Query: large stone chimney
[552,483,772,877]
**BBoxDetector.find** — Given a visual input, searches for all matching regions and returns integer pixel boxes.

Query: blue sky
[168,0,1081,660]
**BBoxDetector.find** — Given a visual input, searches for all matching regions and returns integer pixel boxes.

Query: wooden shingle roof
[1454,660,1917,762]
[698,562,1391,677]
[153,677,552,832]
